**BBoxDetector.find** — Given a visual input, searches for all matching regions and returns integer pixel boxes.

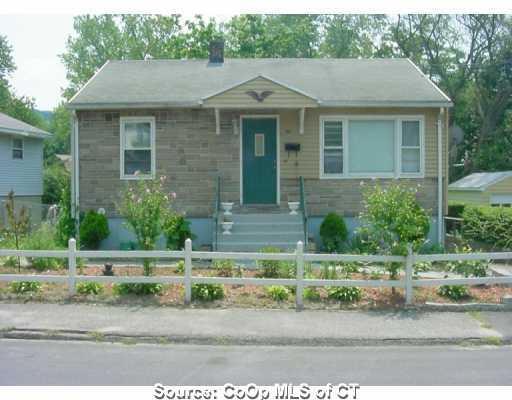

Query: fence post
[296,241,304,311]
[405,244,414,305]
[68,238,77,296]
[184,238,192,305]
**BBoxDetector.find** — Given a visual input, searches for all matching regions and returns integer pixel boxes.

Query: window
[120,117,155,179]
[320,116,424,178]
[255,133,265,157]
[12,138,23,159]
[322,120,343,175]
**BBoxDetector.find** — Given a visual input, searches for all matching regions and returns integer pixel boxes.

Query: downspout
[71,111,80,239]
[437,108,444,245]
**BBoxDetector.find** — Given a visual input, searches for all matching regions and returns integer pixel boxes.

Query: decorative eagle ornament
[245,90,274,102]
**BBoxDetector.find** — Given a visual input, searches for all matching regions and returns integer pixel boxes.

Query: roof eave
[0,127,51,139]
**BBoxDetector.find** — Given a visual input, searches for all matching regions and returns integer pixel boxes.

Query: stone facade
[78,108,444,219]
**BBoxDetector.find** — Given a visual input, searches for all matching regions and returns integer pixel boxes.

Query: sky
[0,14,74,110]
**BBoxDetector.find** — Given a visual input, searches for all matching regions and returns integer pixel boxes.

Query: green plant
[174,260,185,274]
[55,179,76,247]
[113,283,163,296]
[278,261,296,279]
[2,191,30,271]
[162,213,195,250]
[79,210,110,249]
[265,285,289,301]
[327,286,362,303]
[448,243,488,277]
[257,247,282,278]
[303,287,321,301]
[369,269,383,280]
[340,262,359,276]
[462,205,512,250]
[319,212,348,252]
[77,282,104,295]
[191,283,224,301]
[358,182,430,286]
[43,163,69,205]
[117,176,175,276]
[213,259,235,277]
[23,223,65,271]
[320,262,338,280]
[9,281,41,294]
[438,284,469,300]
[448,203,466,218]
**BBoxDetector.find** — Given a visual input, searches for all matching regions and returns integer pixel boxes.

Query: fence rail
[1,239,512,309]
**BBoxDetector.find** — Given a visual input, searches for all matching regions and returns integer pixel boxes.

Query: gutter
[70,111,80,239]
[437,108,444,245]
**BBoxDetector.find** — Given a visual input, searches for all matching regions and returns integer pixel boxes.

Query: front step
[217,211,305,252]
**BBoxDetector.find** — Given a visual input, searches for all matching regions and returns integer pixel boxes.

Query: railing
[3,239,512,310]
[212,176,221,251]
[299,176,308,246]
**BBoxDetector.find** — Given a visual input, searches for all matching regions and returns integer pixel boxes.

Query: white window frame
[120,116,156,180]
[319,115,425,179]
[12,137,24,160]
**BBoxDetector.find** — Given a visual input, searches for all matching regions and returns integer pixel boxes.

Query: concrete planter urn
[221,202,234,216]
[288,201,300,215]
[221,221,234,235]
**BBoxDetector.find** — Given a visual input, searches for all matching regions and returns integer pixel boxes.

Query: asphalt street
[1,339,511,385]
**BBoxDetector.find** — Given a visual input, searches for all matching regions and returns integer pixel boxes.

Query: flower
[170,192,177,199]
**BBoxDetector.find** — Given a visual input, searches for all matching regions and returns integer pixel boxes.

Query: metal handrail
[212,176,221,251]
[299,176,308,245]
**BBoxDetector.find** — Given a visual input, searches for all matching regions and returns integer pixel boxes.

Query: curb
[1,328,510,347]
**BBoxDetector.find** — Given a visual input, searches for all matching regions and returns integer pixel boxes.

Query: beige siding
[203,77,318,108]
[488,176,512,194]
[448,190,489,205]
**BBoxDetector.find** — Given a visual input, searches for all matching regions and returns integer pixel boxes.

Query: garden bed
[1,261,511,310]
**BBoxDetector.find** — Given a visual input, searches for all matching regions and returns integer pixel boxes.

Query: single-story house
[67,41,451,251]
[449,171,512,207]
[0,112,51,224]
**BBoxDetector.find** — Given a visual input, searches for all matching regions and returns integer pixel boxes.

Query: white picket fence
[1,238,512,309]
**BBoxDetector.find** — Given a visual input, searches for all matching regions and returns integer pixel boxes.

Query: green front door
[242,118,277,204]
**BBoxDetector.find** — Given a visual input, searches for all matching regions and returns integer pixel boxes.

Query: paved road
[1,339,511,385]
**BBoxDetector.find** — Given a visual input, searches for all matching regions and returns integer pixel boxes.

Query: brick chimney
[209,39,224,64]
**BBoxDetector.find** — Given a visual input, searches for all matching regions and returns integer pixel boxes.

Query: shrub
[213,259,235,277]
[448,244,487,277]
[163,213,195,250]
[257,247,282,278]
[327,286,362,303]
[77,282,104,295]
[43,163,68,205]
[265,285,289,301]
[79,210,110,249]
[320,262,338,280]
[462,205,512,250]
[23,223,65,271]
[174,260,185,274]
[2,191,30,271]
[118,176,175,276]
[113,283,163,296]
[303,287,321,301]
[55,180,76,247]
[9,281,41,294]
[278,261,296,279]
[438,285,469,301]
[358,183,430,283]
[319,212,348,252]
[192,283,224,301]
[448,203,466,218]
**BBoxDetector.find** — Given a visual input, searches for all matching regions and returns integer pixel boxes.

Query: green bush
[462,205,512,249]
[448,244,487,277]
[163,213,195,250]
[23,223,65,271]
[303,287,321,301]
[327,286,362,303]
[265,285,289,301]
[55,180,76,247]
[113,283,163,296]
[43,163,68,205]
[9,281,41,294]
[174,260,185,274]
[192,283,224,301]
[438,285,469,300]
[77,282,104,295]
[79,210,110,249]
[320,262,338,280]
[213,259,235,277]
[319,212,348,252]
[448,203,466,218]
[257,247,282,278]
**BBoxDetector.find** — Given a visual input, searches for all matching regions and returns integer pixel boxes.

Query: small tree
[79,210,110,249]
[358,182,430,285]
[55,180,76,247]
[319,212,348,252]
[117,176,174,276]
[3,191,30,271]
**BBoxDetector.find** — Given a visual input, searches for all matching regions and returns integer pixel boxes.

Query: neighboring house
[0,112,51,224]
[67,41,452,250]
[449,171,512,207]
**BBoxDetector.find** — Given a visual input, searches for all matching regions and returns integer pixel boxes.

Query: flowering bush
[117,176,175,276]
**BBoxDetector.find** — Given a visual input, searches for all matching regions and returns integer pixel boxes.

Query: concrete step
[231,213,302,223]
[231,222,303,233]
[217,242,298,252]
[218,231,304,243]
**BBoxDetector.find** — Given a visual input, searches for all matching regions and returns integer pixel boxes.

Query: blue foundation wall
[99,216,440,250]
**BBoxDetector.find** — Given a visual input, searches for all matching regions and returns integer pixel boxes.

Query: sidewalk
[1,302,511,346]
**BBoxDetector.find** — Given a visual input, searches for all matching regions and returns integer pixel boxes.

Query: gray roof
[68,58,452,109]
[449,171,512,191]
[0,112,51,139]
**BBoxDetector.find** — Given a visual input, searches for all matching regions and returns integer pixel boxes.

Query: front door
[242,118,277,204]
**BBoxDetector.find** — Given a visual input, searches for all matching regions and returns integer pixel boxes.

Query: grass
[88,331,105,342]
[468,311,493,329]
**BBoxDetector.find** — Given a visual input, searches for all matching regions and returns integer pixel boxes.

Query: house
[0,112,51,224]
[67,41,452,250]
[449,171,512,207]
